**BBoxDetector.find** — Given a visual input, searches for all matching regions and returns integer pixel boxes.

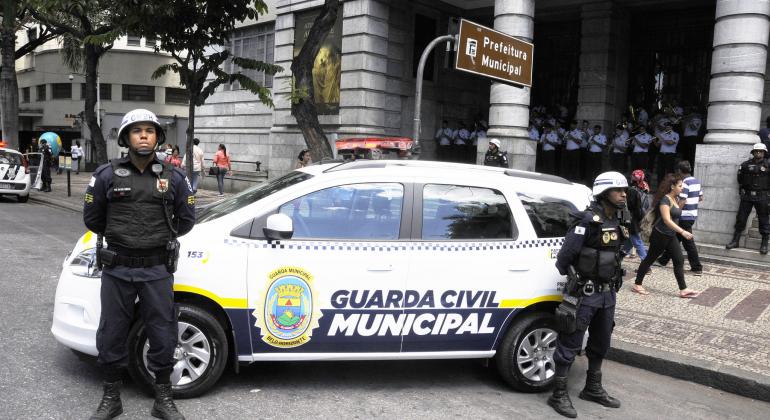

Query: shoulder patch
[574,226,586,235]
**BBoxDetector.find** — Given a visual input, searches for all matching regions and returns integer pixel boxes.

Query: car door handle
[508,265,530,272]
[367,264,393,272]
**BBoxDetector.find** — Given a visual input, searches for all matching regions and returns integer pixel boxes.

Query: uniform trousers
[680,136,698,171]
[562,150,582,182]
[734,197,770,235]
[554,301,615,376]
[541,150,557,175]
[97,272,177,379]
[437,144,452,162]
[586,152,603,184]
[657,153,678,184]
[609,153,627,174]
[630,153,649,174]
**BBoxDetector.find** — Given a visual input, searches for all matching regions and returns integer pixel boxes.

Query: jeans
[623,232,648,260]
[190,172,200,194]
[216,171,226,194]
[636,228,687,290]
[658,219,702,271]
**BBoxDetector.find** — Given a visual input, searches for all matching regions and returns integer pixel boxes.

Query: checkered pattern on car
[223,237,564,251]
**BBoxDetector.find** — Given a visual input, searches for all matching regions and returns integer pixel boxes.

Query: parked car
[52,160,591,397]
[0,147,32,202]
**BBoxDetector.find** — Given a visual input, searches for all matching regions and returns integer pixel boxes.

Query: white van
[52,160,591,397]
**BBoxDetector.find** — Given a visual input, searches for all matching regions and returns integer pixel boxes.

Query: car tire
[17,194,29,203]
[127,303,229,399]
[495,311,558,392]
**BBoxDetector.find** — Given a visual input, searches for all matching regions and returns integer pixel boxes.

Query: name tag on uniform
[113,186,131,198]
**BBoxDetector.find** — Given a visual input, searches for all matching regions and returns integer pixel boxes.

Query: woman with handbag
[212,143,231,196]
[623,169,650,261]
[632,173,700,298]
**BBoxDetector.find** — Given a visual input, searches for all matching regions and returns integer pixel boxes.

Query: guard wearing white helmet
[726,143,770,254]
[84,109,194,420]
[483,138,508,167]
[549,171,630,418]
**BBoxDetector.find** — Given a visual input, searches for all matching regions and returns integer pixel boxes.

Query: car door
[244,181,412,357]
[23,152,42,189]
[403,182,552,353]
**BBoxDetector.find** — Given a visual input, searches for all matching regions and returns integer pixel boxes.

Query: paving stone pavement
[615,257,770,398]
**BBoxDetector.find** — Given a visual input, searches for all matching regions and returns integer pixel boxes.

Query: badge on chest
[601,227,619,246]
[156,178,169,193]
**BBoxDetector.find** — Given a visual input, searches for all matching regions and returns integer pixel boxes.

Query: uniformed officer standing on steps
[84,109,195,420]
[548,171,629,418]
[483,138,508,167]
[726,143,770,254]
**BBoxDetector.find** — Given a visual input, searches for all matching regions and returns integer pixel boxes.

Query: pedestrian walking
[70,140,83,174]
[83,108,195,420]
[213,143,231,196]
[164,145,182,168]
[181,138,204,194]
[549,171,628,418]
[40,139,53,192]
[482,139,508,167]
[622,169,650,261]
[295,149,312,169]
[726,143,770,254]
[657,161,704,274]
[632,173,700,298]
[434,120,453,162]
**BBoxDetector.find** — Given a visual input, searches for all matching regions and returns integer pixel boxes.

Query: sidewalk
[28,170,234,212]
[613,258,770,402]
[27,173,770,403]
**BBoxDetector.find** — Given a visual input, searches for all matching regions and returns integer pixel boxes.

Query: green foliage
[282,77,309,105]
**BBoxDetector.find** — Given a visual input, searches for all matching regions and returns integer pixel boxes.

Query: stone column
[487,0,535,170]
[694,0,770,246]
[575,1,630,139]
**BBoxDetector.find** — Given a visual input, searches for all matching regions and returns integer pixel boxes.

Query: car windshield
[0,150,22,165]
[196,171,313,223]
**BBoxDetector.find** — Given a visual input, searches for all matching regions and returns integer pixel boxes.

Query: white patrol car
[53,160,591,397]
[0,147,32,202]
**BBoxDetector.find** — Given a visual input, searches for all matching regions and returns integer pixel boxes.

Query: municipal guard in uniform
[548,171,629,418]
[726,143,770,254]
[483,138,508,167]
[84,109,195,420]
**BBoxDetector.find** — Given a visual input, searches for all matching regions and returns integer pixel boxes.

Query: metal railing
[203,158,267,183]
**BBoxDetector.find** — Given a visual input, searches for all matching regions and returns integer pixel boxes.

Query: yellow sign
[455,19,534,87]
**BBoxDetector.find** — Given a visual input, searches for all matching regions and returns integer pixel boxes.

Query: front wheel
[17,194,29,203]
[128,303,229,398]
[495,311,558,392]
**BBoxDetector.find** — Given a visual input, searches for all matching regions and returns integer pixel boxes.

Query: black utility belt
[582,280,614,293]
[99,248,168,268]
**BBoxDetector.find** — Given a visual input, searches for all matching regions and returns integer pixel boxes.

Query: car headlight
[69,248,102,278]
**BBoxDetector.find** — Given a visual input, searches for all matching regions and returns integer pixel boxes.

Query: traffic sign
[455,19,534,87]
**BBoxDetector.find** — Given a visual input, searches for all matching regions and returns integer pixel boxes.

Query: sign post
[455,19,534,87]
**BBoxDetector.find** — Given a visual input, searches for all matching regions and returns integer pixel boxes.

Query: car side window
[422,184,513,240]
[518,193,578,238]
[279,183,403,240]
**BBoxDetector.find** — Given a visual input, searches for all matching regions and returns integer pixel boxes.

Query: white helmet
[489,138,501,148]
[592,171,628,198]
[752,143,768,153]
[117,109,166,147]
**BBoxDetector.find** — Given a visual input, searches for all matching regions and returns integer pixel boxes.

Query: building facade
[197,0,770,248]
[10,30,190,162]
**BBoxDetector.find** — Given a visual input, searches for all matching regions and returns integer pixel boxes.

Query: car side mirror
[263,214,293,240]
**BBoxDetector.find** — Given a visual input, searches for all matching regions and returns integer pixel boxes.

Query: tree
[30,0,117,164]
[290,0,339,162]
[0,2,65,151]
[116,0,282,179]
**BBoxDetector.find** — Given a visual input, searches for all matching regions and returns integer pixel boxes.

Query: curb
[29,195,82,213]
[607,341,770,403]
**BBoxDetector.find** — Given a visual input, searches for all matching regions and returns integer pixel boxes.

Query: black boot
[151,383,184,420]
[547,376,577,418]
[579,370,621,408]
[726,232,741,249]
[761,235,769,255]
[89,381,123,420]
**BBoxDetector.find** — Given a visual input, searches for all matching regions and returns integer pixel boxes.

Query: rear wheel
[127,303,229,398]
[495,311,558,392]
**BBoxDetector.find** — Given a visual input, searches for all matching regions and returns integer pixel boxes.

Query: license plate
[0,183,13,189]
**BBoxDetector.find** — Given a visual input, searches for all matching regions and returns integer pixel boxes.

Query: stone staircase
[746,215,767,250]
[697,214,770,268]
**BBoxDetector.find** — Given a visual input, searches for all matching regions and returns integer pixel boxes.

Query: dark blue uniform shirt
[84,155,195,282]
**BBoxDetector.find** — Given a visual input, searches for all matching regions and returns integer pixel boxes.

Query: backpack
[630,186,652,221]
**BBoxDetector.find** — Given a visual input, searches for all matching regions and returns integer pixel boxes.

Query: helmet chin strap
[135,149,154,156]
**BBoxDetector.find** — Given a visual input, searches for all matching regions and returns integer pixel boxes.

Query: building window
[126,34,141,46]
[225,23,275,90]
[21,87,30,103]
[100,83,112,100]
[51,83,72,99]
[146,35,157,48]
[165,87,188,104]
[122,84,155,102]
[36,84,46,101]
